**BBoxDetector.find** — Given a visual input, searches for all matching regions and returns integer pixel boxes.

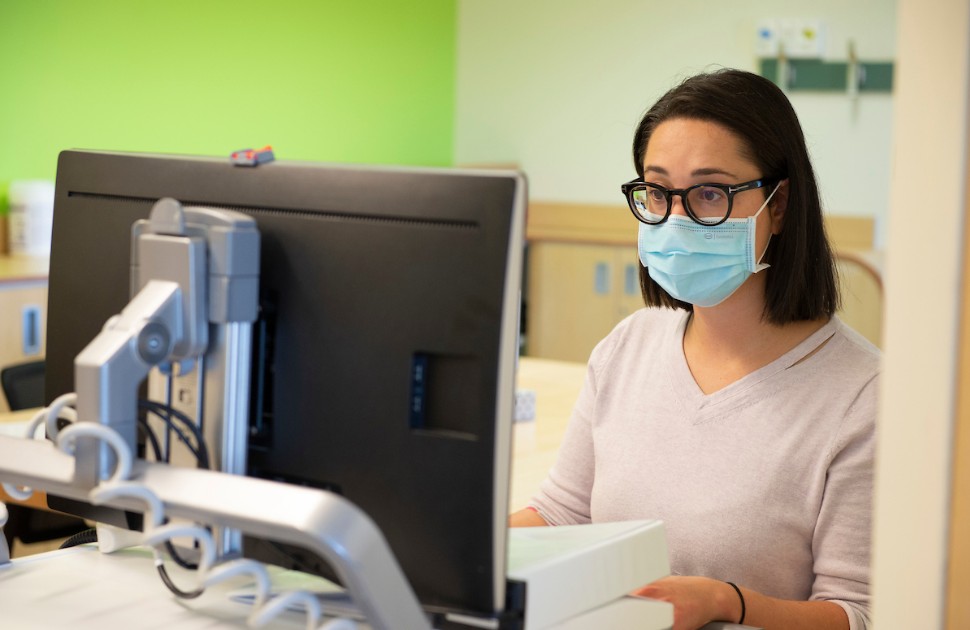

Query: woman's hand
[508,507,549,527]
[632,576,738,630]
[634,576,852,630]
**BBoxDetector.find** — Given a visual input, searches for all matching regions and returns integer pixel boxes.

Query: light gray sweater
[530,308,878,630]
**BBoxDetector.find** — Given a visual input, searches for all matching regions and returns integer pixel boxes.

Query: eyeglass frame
[620,177,777,227]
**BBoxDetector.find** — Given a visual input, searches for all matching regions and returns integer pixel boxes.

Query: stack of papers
[507,520,671,629]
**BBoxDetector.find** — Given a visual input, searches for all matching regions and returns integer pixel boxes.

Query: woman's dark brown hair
[632,69,839,323]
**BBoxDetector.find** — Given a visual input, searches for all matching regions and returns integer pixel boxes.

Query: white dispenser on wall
[8,179,54,256]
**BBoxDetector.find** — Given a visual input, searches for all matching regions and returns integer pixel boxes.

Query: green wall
[0,0,456,184]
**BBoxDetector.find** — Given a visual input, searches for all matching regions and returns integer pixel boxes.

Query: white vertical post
[872,0,970,627]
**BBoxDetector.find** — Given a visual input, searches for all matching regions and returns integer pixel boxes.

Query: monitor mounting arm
[72,197,259,486]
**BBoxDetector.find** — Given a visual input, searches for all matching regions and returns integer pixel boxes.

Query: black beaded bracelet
[726,581,746,624]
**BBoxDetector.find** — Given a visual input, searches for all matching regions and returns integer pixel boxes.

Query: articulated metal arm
[73,279,185,485]
[73,197,214,486]
[0,434,431,629]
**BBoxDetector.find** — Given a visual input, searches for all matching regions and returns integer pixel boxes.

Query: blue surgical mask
[637,184,779,307]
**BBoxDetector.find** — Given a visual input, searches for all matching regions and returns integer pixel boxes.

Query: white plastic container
[8,180,54,256]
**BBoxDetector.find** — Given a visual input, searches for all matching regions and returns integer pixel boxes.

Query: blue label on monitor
[409,353,428,429]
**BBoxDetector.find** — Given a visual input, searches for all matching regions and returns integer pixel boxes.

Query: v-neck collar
[666,311,839,419]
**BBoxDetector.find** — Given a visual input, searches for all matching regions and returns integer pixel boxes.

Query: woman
[510,69,878,630]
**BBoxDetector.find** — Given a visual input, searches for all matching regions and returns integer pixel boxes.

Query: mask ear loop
[757,234,772,268]
[752,182,782,270]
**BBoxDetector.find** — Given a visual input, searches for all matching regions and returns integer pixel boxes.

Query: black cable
[59,528,99,549]
[138,400,210,469]
[164,540,200,570]
[138,400,205,466]
[137,416,163,462]
[157,563,204,599]
[138,404,196,464]
[138,404,204,468]
[138,400,208,572]
[142,400,206,458]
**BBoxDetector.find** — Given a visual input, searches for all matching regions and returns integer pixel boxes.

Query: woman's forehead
[643,118,757,176]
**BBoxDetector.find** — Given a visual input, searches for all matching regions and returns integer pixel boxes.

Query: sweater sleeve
[811,374,878,630]
[528,327,622,525]
[528,364,597,525]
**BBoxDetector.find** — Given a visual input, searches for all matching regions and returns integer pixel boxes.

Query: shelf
[760,58,894,92]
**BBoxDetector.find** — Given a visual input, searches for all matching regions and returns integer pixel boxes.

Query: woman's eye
[695,186,726,204]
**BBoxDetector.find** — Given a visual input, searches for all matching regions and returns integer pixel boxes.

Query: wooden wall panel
[945,171,970,630]
[526,201,874,251]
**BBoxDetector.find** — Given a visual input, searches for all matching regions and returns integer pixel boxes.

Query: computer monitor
[44,150,526,622]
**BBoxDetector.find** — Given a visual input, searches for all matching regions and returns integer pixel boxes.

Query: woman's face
[642,118,785,254]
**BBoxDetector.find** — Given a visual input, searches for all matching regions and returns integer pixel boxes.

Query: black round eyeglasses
[620,178,774,226]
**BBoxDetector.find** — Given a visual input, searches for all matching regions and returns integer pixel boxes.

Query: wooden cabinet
[524,201,881,362]
[527,241,643,362]
[525,202,640,363]
[0,256,48,412]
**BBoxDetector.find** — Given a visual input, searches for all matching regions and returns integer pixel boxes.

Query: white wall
[456,0,896,243]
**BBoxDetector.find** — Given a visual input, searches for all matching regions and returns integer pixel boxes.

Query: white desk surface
[0,545,325,629]
[0,544,678,630]
[510,356,586,511]
[0,547,768,629]
[0,407,38,427]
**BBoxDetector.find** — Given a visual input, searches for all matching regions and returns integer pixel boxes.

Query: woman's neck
[682,280,828,394]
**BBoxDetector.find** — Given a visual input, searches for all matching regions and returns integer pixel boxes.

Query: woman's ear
[769,179,790,235]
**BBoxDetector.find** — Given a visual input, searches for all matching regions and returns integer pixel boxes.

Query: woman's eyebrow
[643,165,739,178]
[691,167,739,178]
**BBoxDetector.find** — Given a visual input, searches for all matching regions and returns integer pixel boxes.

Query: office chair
[1,359,89,552]
[1,359,46,411]
[834,250,884,348]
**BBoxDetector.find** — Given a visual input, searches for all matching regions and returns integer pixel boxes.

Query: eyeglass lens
[630,185,731,225]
